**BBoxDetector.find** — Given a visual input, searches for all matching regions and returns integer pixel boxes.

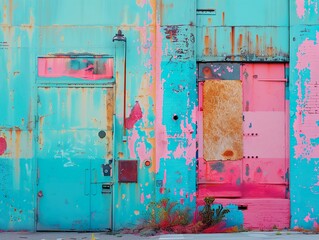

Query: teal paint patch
[224,204,244,229]
[0,159,34,231]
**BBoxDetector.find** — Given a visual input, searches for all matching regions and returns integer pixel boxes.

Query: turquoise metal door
[36,87,114,231]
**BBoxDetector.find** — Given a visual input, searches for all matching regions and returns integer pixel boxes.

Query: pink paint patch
[125,101,143,129]
[140,193,145,204]
[296,0,305,18]
[304,213,314,223]
[0,137,7,155]
[38,57,113,80]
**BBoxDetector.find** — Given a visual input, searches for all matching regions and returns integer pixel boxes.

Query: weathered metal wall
[290,0,319,230]
[0,0,36,230]
[1,0,319,232]
[0,0,197,231]
[196,0,289,62]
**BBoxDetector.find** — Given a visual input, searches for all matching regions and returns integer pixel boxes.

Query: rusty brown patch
[238,34,243,53]
[222,150,234,158]
[164,25,179,42]
[204,35,210,56]
[255,35,260,56]
[222,12,225,26]
[230,27,235,61]
[203,80,243,161]
[106,88,114,160]
[202,67,212,78]
[213,28,217,56]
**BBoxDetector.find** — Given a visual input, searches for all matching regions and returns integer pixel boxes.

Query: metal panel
[203,80,243,160]
[198,63,240,81]
[118,160,138,183]
[197,0,288,26]
[242,63,286,111]
[37,87,113,231]
[196,26,289,62]
[37,57,114,81]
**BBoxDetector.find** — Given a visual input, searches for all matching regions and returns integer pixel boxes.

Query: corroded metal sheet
[203,80,243,160]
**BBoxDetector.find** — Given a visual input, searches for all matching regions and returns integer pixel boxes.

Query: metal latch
[101,183,113,194]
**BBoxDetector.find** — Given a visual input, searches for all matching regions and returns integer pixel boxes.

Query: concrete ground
[0,231,319,240]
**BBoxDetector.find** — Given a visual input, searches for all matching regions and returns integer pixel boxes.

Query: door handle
[101,183,113,194]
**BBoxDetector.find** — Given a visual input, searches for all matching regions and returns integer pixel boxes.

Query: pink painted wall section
[38,57,114,80]
[215,198,290,230]
[197,63,289,229]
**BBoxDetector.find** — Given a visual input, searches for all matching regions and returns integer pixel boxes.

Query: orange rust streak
[106,88,114,160]
[222,12,225,26]
[256,35,260,56]
[204,35,210,55]
[238,34,243,52]
[15,128,21,159]
[230,26,235,60]
[9,0,13,25]
[213,28,217,56]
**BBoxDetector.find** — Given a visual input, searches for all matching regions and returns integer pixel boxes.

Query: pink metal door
[197,63,289,230]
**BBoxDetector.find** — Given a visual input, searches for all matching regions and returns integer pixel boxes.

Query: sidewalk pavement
[0,231,319,240]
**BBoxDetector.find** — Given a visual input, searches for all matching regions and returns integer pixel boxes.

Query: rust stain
[118,152,124,158]
[204,35,211,56]
[230,26,235,60]
[256,35,260,56]
[15,128,21,159]
[202,67,213,78]
[213,28,217,56]
[9,0,13,24]
[3,4,7,22]
[222,12,225,26]
[222,150,234,158]
[106,88,114,160]
[164,25,179,42]
[38,116,44,149]
[266,37,274,56]
[203,80,243,161]
[208,17,212,24]
[238,34,243,53]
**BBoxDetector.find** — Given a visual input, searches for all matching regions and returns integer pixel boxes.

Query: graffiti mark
[0,137,7,155]
[125,101,143,129]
